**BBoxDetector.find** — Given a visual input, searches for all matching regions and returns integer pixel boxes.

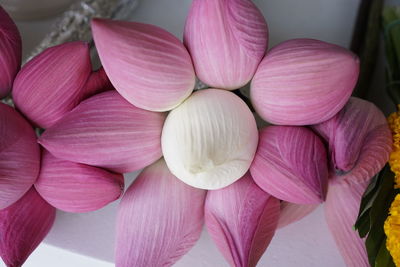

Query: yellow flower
[388,109,400,188]
[385,194,400,266]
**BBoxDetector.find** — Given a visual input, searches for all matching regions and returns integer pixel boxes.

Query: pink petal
[184,0,268,89]
[116,159,206,267]
[12,41,92,128]
[324,180,369,266]
[251,39,359,125]
[81,66,114,100]
[35,150,124,213]
[39,90,165,173]
[0,187,56,267]
[0,103,40,209]
[250,126,328,204]
[205,172,280,267]
[277,202,319,228]
[312,97,392,184]
[91,18,195,112]
[0,6,21,98]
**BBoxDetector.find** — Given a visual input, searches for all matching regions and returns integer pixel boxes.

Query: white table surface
[1,0,366,266]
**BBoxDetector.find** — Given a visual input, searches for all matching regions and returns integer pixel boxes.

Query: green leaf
[365,166,398,266]
[355,211,373,238]
[375,237,395,267]
[355,169,388,238]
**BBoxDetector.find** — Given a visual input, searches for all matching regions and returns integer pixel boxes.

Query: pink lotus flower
[0,6,21,98]
[39,0,390,265]
[0,0,393,266]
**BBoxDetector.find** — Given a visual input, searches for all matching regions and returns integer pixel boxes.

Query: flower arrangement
[0,1,396,267]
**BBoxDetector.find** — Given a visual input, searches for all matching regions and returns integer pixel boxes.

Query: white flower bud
[161,89,258,190]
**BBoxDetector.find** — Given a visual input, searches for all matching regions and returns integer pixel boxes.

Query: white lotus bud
[161,89,258,190]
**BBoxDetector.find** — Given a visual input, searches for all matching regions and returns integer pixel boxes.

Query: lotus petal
[277,202,319,228]
[35,150,124,213]
[0,187,56,267]
[0,6,21,98]
[39,90,165,173]
[0,103,40,209]
[205,172,280,267]
[12,41,91,128]
[92,18,195,112]
[324,180,369,267]
[162,89,258,190]
[251,38,359,125]
[250,126,328,204]
[81,66,114,100]
[115,159,206,267]
[312,97,392,184]
[184,0,268,90]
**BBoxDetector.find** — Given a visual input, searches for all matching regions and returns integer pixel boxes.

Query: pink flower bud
[116,159,206,267]
[251,39,359,125]
[12,41,92,128]
[184,0,268,89]
[0,6,21,98]
[39,91,165,173]
[250,126,328,204]
[0,187,56,267]
[205,173,280,267]
[35,150,124,213]
[312,97,392,184]
[92,18,195,112]
[0,103,40,209]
